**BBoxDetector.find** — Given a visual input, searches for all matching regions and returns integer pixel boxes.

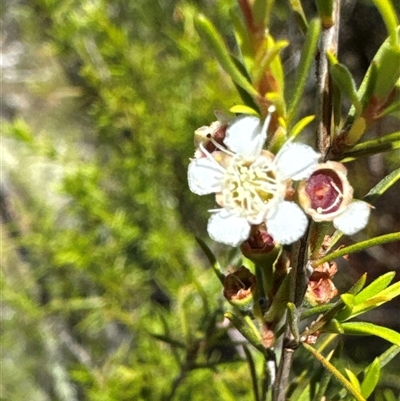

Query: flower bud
[240,225,275,262]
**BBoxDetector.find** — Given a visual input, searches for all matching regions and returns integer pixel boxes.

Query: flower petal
[225,115,264,157]
[267,201,308,244]
[275,142,320,180]
[188,157,224,195]
[333,200,371,235]
[207,209,251,247]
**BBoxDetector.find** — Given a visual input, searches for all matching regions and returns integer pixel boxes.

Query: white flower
[298,161,371,235]
[188,109,320,247]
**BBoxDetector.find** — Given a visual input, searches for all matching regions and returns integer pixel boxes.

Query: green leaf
[358,63,378,115]
[313,232,400,267]
[302,342,367,401]
[288,0,308,34]
[371,0,399,47]
[327,52,362,114]
[335,294,355,321]
[364,167,400,203]
[354,272,396,304]
[378,97,400,119]
[350,296,392,320]
[231,56,262,111]
[347,273,368,296]
[194,15,259,97]
[343,116,367,147]
[287,18,321,126]
[345,368,361,392]
[287,302,300,342]
[195,237,225,284]
[289,115,315,139]
[351,27,400,118]
[374,280,400,303]
[325,318,344,334]
[373,44,400,100]
[252,34,286,100]
[253,0,275,29]
[339,279,400,320]
[229,104,260,116]
[300,303,334,320]
[378,389,398,401]
[265,91,286,118]
[378,344,400,368]
[341,322,400,346]
[341,293,355,309]
[339,131,400,161]
[224,312,264,353]
[252,37,288,87]
[264,273,290,323]
[243,346,261,401]
[360,357,380,398]
[230,11,253,71]
[313,369,332,401]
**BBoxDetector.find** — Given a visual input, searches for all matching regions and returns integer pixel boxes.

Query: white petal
[207,209,251,247]
[225,115,264,157]
[267,201,308,244]
[188,157,224,195]
[275,142,320,180]
[333,200,371,235]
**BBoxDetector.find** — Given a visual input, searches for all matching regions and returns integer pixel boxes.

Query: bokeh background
[2,1,399,400]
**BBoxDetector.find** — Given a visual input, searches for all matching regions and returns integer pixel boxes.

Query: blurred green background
[2,1,399,400]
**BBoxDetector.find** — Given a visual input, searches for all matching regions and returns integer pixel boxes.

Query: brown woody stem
[316,0,341,159]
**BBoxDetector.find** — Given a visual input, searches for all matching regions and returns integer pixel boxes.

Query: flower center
[305,169,343,214]
[221,156,279,222]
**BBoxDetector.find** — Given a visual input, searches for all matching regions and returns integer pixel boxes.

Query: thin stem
[273,222,311,400]
[273,2,341,399]
[293,223,312,306]
[316,0,341,159]
[273,339,295,401]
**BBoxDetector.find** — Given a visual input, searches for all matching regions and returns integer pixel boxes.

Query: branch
[316,0,341,159]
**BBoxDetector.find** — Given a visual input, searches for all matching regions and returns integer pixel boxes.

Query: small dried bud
[302,331,320,345]
[261,323,275,348]
[305,262,338,305]
[194,116,229,158]
[223,266,256,310]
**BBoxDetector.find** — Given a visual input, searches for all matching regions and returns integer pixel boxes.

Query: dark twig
[316,0,341,160]
[274,2,341,399]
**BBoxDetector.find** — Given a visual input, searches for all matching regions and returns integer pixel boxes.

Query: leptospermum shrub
[189,0,400,400]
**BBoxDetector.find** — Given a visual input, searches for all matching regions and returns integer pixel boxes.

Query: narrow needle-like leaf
[302,342,367,401]
[195,15,259,97]
[312,232,400,267]
[195,237,225,284]
[287,18,320,125]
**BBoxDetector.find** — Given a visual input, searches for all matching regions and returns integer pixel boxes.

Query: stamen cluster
[220,155,280,222]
